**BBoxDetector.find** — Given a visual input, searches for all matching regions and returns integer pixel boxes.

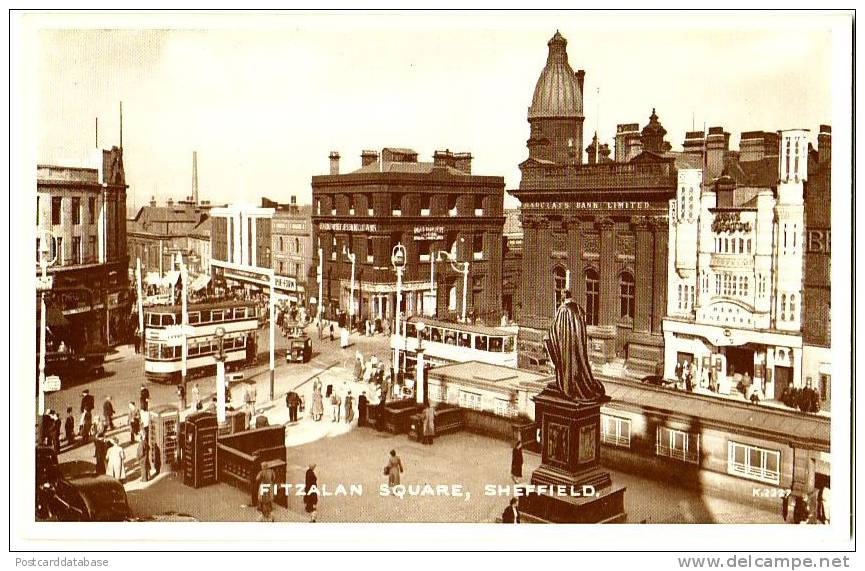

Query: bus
[143,300,260,384]
[392,316,518,372]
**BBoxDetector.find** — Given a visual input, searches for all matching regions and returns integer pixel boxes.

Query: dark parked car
[36,446,131,521]
[641,375,674,387]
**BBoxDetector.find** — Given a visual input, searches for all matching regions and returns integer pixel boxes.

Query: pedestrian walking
[106,437,126,481]
[501,498,521,524]
[304,464,318,522]
[384,449,404,488]
[79,410,93,443]
[511,441,524,484]
[137,430,150,482]
[79,389,95,432]
[93,431,109,476]
[358,392,369,426]
[127,401,140,443]
[331,391,342,422]
[192,383,201,410]
[329,322,335,341]
[255,462,277,522]
[311,385,324,422]
[133,331,141,354]
[64,407,75,446]
[139,384,150,410]
[286,391,300,423]
[344,391,355,423]
[103,397,115,431]
[422,403,435,445]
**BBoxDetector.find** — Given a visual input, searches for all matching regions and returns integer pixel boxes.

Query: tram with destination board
[393,316,518,372]
[143,300,260,383]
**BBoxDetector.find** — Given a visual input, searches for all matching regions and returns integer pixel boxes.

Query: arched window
[448,284,457,312]
[585,269,599,326]
[789,294,796,321]
[780,294,787,321]
[553,266,568,311]
[278,236,284,252]
[618,272,634,319]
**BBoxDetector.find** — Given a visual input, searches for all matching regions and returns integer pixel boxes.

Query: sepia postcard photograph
[6,5,857,561]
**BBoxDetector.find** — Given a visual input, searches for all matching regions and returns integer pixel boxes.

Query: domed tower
[526,31,585,165]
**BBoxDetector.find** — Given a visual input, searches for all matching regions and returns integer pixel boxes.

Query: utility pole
[37,233,56,416]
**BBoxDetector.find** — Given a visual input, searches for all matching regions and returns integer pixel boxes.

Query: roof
[351,161,467,176]
[143,299,258,314]
[429,361,553,388]
[602,376,830,450]
[722,156,778,188]
[528,31,583,120]
[671,152,704,170]
[128,205,210,237]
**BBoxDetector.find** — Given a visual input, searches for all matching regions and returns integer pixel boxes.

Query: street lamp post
[37,232,57,416]
[343,245,356,331]
[214,326,226,423]
[415,321,426,405]
[317,247,324,337]
[391,243,406,375]
[177,252,189,409]
[269,263,275,402]
[437,251,470,322]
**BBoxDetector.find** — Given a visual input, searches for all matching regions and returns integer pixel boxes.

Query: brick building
[262,196,313,306]
[501,209,522,322]
[310,147,505,325]
[512,31,677,376]
[36,147,130,348]
[802,125,832,408]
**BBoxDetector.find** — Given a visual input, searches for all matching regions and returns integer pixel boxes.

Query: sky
[30,11,841,211]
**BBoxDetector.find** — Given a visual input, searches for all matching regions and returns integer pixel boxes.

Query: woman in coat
[304,464,318,522]
[511,440,523,484]
[311,385,324,422]
[422,404,435,445]
[106,437,126,481]
[385,449,404,488]
[344,391,355,423]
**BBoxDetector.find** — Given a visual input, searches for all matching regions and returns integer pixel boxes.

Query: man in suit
[502,497,520,524]
[139,385,150,410]
[137,430,151,482]
[285,391,300,423]
[358,392,369,426]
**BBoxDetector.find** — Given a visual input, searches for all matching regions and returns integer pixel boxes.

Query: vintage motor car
[284,325,312,364]
[36,446,131,522]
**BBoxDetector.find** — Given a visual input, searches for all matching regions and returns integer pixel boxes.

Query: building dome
[528,31,584,120]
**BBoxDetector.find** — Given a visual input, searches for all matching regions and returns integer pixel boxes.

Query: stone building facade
[36,147,130,348]
[310,147,505,325]
[262,196,313,306]
[513,31,676,376]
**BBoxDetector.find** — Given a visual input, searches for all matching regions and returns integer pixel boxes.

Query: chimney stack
[150,196,157,207]
[818,125,832,165]
[433,149,456,169]
[683,131,706,162]
[453,152,472,174]
[615,123,641,162]
[361,150,379,168]
[739,131,779,162]
[706,126,730,180]
[329,151,340,175]
[166,197,174,207]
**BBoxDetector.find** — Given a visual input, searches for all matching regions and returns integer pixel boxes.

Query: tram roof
[143,299,258,314]
[404,316,516,336]
[602,376,830,450]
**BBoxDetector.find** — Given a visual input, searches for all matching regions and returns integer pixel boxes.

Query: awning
[189,274,211,292]
[44,306,69,328]
[144,272,162,287]
[162,271,181,288]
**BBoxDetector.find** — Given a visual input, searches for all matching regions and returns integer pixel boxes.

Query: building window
[601,415,631,448]
[553,266,567,310]
[278,236,283,252]
[71,197,81,225]
[656,426,699,464]
[71,237,81,264]
[727,442,780,485]
[88,197,96,224]
[585,269,599,326]
[619,272,635,319]
[366,236,374,264]
[53,236,63,264]
[458,390,482,411]
[88,236,97,260]
[789,294,796,321]
[295,238,300,254]
[278,261,284,274]
[780,294,787,321]
[474,195,484,216]
[420,194,431,216]
[51,197,62,225]
[473,233,484,260]
[36,196,40,226]
[493,398,517,418]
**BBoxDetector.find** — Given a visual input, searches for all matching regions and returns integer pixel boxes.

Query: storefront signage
[319,222,378,232]
[42,375,61,392]
[223,266,271,284]
[806,229,831,254]
[413,225,444,241]
[275,276,298,291]
[523,201,654,211]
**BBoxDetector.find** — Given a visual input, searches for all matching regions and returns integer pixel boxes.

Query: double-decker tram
[143,300,260,383]
[393,316,518,372]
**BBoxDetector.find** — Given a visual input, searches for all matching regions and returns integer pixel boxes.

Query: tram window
[223,338,234,350]
[489,337,503,352]
[188,343,199,356]
[160,345,174,359]
[444,330,457,345]
[504,336,515,352]
[475,335,488,351]
[146,342,160,359]
[189,312,200,324]
[458,333,471,348]
[406,323,416,338]
[234,307,246,319]
[161,314,175,327]
[430,327,442,343]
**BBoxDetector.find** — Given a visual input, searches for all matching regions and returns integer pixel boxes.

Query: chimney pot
[329,151,341,175]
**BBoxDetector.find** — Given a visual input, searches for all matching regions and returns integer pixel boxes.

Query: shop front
[663,319,803,400]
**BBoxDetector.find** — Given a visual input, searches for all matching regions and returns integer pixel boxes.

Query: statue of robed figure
[544,299,606,404]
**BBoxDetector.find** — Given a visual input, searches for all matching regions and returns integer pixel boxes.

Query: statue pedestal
[518,385,626,523]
